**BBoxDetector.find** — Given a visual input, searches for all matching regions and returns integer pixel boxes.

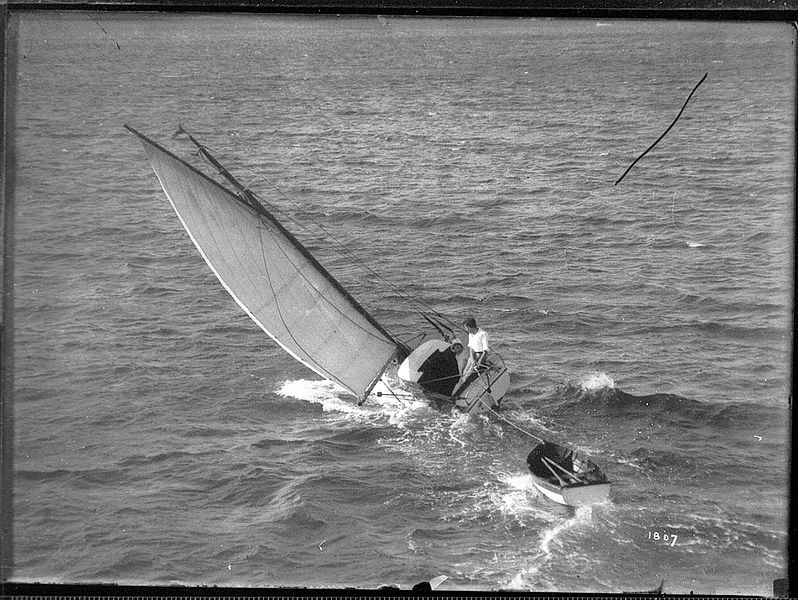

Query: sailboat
[126,126,510,413]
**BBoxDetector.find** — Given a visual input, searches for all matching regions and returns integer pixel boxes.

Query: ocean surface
[8,13,793,595]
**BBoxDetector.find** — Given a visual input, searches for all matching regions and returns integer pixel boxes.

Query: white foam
[614,456,646,471]
[500,503,599,590]
[505,472,536,491]
[506,570,537,590]
[578,372,615,391]
[492,472,540,517]
[276,377,431,428]
[540,505,594,554]
[276,379,363,414]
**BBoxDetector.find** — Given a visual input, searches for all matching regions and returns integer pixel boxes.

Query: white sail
[128,128,400,401]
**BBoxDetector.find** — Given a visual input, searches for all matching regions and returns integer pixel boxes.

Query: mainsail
[126,126,403,401]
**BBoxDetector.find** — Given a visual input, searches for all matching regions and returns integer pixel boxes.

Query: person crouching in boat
[447,335,469,375]
[450,317,489,400]
[417,335,467,396]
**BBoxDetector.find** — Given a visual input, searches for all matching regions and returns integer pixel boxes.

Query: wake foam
[492,471,540,518]
[504,504,599,590]
[276,378,430,427]
[276,379,363,414]
[539,505,594,554]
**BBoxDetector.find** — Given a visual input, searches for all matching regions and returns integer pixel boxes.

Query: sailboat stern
[398,339,461,395]
[398,340,510,413]
[453,351,510,414]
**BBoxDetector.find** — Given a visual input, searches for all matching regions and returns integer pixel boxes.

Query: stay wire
[415,372,461,385]
[376,378,414,402]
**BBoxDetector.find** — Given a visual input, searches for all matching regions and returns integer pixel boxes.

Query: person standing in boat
[450,317,490,399]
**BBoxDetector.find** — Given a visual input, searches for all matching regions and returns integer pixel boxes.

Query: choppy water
[9,13,793,595]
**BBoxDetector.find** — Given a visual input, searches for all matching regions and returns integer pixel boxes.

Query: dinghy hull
[529,474,611,506]
[526,442,610,507]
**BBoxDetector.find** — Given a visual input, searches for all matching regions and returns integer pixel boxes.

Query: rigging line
[422,313,446,337]
[419,372,461,385]
[429,313,456,335]
[400,332,427,347]
[478,400,546,444]
[196,141,458,326]
[376,379,406,402]
[615,72,708,186]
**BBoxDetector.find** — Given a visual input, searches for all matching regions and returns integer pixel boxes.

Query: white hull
[530,475,611,507]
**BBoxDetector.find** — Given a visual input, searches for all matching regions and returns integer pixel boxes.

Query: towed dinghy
[526,441,611,506]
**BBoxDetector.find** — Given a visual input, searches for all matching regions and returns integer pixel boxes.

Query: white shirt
[468,328,489,354]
